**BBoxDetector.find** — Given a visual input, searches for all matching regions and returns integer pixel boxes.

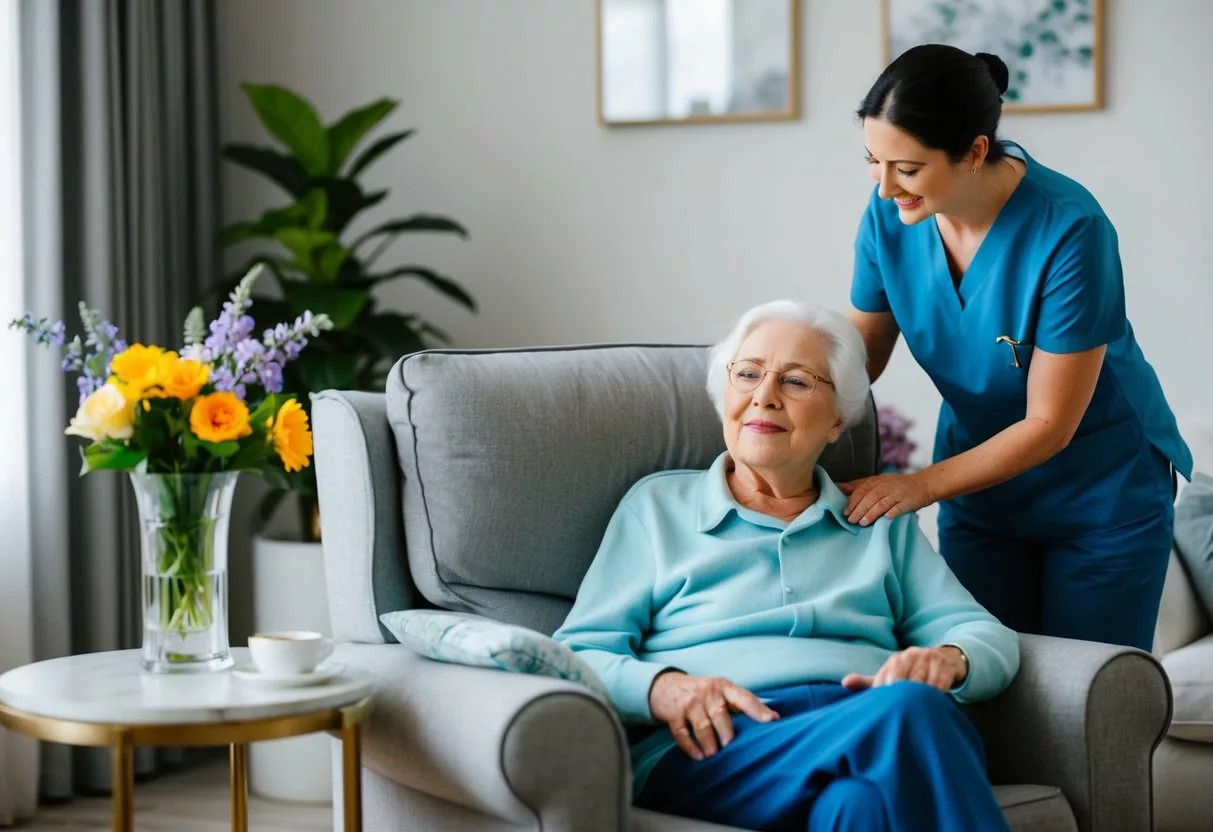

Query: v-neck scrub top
[851,143,1191,538]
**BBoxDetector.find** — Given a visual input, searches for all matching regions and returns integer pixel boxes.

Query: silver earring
[971,166,979,174]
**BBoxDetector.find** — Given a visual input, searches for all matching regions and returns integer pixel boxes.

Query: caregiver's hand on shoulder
[841,646,967,694]
[648,671,779,761]
[839,472,933,526]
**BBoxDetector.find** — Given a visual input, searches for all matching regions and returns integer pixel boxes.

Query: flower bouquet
[12,265,331,672]
[877,404,918,474]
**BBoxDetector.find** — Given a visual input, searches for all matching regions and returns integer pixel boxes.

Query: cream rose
[65,383,136,441]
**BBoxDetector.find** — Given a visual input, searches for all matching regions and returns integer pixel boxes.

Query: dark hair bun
[976,52,1010,95]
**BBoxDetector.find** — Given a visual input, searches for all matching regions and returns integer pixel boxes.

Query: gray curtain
[20,0,221,800]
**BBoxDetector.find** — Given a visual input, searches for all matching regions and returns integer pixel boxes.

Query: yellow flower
[65,383,135,441]
[158,358,209,400]
[266,399,313,473]
[109,344,178,401]
[189,392,252,443]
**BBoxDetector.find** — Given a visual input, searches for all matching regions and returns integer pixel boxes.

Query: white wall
[217,0,1213,478]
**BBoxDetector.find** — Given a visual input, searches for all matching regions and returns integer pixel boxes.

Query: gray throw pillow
[379,609,609,698]
[1174,473,1213,620]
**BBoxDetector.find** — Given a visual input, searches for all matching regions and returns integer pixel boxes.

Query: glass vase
[130,472,239,673]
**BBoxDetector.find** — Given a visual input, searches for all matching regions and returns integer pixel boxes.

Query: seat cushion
[1162,632,1213,742]
[387,345,879,635]
[995,784,1078,831]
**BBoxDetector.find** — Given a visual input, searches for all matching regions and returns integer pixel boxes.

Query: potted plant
[219,83,473,802]
[219,82,473,541]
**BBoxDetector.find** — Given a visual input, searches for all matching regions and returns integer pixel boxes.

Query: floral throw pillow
[379,610,609,698]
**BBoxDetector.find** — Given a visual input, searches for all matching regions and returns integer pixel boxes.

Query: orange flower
[158,358,210,400]
[109,344,178,401]
[189,392,252,443]
[266,399,312,473]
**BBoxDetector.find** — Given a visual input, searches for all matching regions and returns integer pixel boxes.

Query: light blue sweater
[553,452,1020,795]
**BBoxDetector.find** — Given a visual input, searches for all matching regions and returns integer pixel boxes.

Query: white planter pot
[249,534,333,804]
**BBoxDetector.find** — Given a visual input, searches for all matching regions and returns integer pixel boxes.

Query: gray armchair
[314,345,1171,832]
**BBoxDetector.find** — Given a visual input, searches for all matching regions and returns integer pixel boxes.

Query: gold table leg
[342,721,362,832]
[231,743,248,832]
[112,734,134,832]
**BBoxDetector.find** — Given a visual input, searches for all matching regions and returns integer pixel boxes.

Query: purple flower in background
[877,404,917,473]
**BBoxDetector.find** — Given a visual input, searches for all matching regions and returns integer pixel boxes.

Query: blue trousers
[938,497,1174,652]
[635,682,1009,832]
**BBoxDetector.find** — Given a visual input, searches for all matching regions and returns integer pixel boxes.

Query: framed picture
[881,0,1104,113]
[596,0,801,127]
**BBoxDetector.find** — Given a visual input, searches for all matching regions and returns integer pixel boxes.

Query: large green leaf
[273,228,337,273]
[221,144,310,197]
[317,179,386,234]
[290,350,361,393]
[357,312,426,361]
[327,98,397,174]
[241,84,330,176]
[280,282,370,329]
[317,243,350,281]
[219,192,328,249]
[352,214,469,254]
[346,129,413,180]
[366,266,477,311]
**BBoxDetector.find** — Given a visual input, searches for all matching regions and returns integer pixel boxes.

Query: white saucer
[232,661,344,689]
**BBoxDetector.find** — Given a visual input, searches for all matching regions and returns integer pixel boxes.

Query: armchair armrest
[964,634,1171,832]
[312,391,412,643]
[336,643,630,831]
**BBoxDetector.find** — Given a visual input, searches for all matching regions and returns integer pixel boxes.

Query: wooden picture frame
[596,0,802,127]
[881,0,1105,113]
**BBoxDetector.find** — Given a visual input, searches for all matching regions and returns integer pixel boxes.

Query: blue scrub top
[851,143,1191,538]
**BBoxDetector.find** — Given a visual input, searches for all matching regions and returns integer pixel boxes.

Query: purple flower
[12,305,124,403]
[258,361,284,393]
[233,338,264,367]
[210,366,236,393]
[877,405,917,472]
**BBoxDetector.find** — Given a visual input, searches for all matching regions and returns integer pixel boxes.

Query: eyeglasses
[726,359,834,401]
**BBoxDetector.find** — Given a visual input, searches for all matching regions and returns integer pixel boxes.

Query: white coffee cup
[248,631,334,677]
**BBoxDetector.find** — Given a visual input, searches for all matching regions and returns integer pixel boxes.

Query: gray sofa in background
[313,345,1172,832]
[1153,501,1213,831]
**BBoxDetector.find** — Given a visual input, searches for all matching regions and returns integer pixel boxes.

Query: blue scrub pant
[635,682,1009,832]
[938,483,1174,652]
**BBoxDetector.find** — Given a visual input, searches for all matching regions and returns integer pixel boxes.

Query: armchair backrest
[315,345,881,641]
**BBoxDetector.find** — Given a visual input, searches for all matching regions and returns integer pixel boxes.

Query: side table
[0,648,374,832]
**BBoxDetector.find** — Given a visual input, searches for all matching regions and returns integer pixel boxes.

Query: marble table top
[0,649,374,725]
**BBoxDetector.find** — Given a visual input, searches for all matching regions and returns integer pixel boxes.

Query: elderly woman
[553,301,1020,832]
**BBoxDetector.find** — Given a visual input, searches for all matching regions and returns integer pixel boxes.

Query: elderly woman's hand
[841,646,968,693]
[649,671,780,761]
[839,472,933,525]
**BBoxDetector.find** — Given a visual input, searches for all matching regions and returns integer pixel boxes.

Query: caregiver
[843,43,1191,651]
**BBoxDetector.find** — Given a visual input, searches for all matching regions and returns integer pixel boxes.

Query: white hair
[706,301,871,426]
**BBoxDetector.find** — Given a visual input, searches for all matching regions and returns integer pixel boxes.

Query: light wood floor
[16,762,330,831]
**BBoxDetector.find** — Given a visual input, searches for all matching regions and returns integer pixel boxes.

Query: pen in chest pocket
[994,336,1025,369]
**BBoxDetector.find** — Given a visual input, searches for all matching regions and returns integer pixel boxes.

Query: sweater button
[784,586,793,594]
